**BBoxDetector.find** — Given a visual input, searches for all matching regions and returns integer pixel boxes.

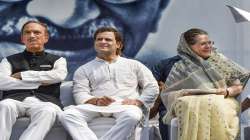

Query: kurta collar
[95,56,120,63]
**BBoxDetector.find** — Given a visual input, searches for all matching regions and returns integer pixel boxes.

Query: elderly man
[59,27,159,140]
[0,21,67,140]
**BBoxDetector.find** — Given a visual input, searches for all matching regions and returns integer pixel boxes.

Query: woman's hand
[227,85,243,97]
[227,79,243,97]
[216,85,243,98]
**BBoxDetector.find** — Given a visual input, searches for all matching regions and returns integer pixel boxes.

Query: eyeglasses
[198,41,214,46]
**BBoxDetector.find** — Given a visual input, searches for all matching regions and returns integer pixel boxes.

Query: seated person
[160,28,249,140]
[149,55,181,140]
[0,21,67,140]
[59,27,159,140]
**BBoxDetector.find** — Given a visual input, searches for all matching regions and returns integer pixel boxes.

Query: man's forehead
[96,32,115,38]
[23,23,45,31]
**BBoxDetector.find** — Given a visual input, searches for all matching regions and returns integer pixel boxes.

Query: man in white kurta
[0,21,67,140]
[59,27,159,140]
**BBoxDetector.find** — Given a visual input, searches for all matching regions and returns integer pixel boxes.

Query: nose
[26,0,100,29]
[29,32,35,37]
[100,39,106,43]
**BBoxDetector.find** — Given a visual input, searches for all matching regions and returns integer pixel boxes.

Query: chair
[170,118,178,140]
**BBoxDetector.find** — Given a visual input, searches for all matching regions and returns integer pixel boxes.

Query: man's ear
[117,42,123,50]
[117,42,121,48]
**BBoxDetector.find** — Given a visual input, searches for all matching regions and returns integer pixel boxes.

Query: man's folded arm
[20,57,67,84]
[0,58,40,90]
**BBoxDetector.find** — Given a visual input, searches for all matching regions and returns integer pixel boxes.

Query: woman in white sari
[161,28,249,140]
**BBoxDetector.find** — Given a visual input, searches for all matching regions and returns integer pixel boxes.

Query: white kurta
[59,56,159,140]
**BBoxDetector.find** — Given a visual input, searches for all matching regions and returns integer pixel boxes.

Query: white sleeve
[136,62,159,108]
[21,57,67,84]
[73,67,95,105]
[0,58,40,90]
